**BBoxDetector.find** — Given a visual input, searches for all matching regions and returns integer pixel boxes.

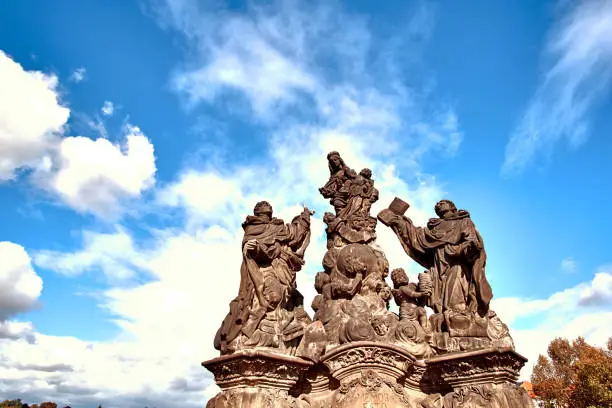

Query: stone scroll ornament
[378,197,515,352]
[214,201,314,356]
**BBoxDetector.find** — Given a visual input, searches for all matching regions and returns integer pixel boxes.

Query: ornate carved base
[203,349,314,408]
[203,346,534,408]
[421,347,534,408]
[322,342,427,408]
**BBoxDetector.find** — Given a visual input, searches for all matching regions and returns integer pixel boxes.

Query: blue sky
[1,0,611,407]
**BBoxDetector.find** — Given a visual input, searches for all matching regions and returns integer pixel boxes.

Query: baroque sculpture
[378,198,515,352]
[214,201,314,355]
[203,152,533,408]
[312,151,435,360]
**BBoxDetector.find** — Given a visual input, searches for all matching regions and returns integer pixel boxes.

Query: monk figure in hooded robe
[214,201,312,354]
[378,200,493,321]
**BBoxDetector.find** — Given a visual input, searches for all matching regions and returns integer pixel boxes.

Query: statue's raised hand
[301,204,315,218]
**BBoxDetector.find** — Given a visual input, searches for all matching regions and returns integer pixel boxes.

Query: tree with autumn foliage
[531,336,612,408]
[0,400,28,408]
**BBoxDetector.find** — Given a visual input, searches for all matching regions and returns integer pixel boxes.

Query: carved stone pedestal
[203,349,314,408]
[203,345,534,408]
[322,342,426,408]
[421,347,534,408]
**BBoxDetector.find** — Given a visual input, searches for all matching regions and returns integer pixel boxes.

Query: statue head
[359,168,372,180]
[434,199,457,218]
[327,151,345,172]
[370,315,389,336]
[391,268,409,288]
[253,201,273,217]
[377,284,392,302]
[312,294,324,312]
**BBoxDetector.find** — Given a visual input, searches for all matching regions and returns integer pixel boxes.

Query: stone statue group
[214,151,513,360]
[204,151,533,408]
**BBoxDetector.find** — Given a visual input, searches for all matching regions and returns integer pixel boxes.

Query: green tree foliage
[531,336,612,408]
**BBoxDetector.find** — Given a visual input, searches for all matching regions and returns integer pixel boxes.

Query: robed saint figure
[214,201,312,354]
[378,199,493,317]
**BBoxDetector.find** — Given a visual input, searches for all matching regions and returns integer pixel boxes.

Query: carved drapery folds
[214,201,314,356]
[378,197,515,353]
[203,152,531,408]
[313,152,435,359]
[204,350,314,408]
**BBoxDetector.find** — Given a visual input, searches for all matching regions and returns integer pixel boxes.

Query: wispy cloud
[0,51,156,219]
[503,0,612,175]
[69,67,87,83]
[560,256,577,273]
[101,100,115,116]
[1,1,464,406]
[157,0,455,145]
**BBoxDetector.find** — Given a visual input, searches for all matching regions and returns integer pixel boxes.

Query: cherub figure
[390,268,430,331]
[376,282,393,310]
[370,315,390,336]
[356,168,379,213]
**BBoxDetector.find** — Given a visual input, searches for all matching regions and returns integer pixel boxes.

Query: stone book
[203,152,533,408]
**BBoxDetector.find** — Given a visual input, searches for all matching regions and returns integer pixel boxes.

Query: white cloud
[162,0,324,117]
[173,17,317,116]
[512,311,612,380]
[0,242,43,321]
[560,256,577,273]
[0,51,157,218]
[40,125,157,218]
[101,101,115,116]
[34,228,145,283]
[0,333,210,407]
[69,67,86,83]
[493,268,612,327]
[0,50,69,181]
[161,0,454,140]
[503,0,612,175]
[0,321,36,342]
[0,2,463,406]
[492,269,612,379]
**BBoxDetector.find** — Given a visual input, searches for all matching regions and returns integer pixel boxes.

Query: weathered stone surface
[425,347,526,389]
[202,152,533,408]
[322,342,426,408]
[421,348,534,408]
[378,197,515,354]
[214,201,314,356]
[203,349,313,408]
[313,152,435,359]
